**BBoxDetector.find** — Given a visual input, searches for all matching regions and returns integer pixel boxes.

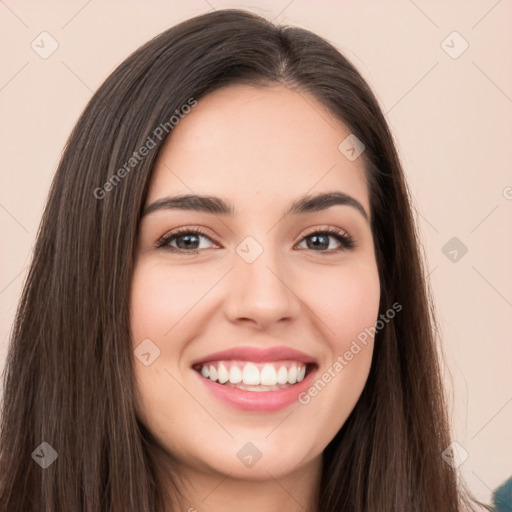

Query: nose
[223,245,301,329]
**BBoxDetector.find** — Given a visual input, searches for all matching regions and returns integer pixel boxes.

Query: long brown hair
[0,8,489,512]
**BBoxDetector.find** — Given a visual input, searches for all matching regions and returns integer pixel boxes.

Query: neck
[164,454,323,512]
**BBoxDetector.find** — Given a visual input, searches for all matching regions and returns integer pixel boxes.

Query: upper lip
[191,345,318,367]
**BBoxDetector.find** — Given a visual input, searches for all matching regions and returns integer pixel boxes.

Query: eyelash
[155,226,356,255]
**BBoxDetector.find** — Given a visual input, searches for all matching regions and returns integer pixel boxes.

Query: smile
[190,345,319,411]
[193,360,310,390]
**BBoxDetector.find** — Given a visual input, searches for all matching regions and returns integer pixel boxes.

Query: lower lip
[194,365,318,412]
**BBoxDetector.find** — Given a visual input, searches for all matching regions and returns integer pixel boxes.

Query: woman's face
[131,84,380,481]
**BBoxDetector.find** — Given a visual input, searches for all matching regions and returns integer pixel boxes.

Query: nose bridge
[225,234,300,326]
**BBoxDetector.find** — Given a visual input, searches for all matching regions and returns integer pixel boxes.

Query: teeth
[276,366,288,384]
[229,365,243,384]
[260,364,277,386]
[287,365,297,384]
[198,360,309,388]
[217,363,229,384]
[242,362,260,385]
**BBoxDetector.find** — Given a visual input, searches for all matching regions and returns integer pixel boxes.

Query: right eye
[155,227,219,254]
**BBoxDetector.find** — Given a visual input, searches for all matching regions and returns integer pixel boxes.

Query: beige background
[1,0,511,505]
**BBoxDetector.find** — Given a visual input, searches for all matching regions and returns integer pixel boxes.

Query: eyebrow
[142,191,369,221]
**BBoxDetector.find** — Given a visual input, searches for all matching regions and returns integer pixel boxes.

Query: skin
[130,84,381,512]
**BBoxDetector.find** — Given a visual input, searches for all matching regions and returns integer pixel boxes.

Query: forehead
[147,84,369,214]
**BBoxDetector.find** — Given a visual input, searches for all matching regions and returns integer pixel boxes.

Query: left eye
[296,229,355,252]
[156,228,355,253]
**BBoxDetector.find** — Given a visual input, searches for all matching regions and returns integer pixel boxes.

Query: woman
[0,8,490,512]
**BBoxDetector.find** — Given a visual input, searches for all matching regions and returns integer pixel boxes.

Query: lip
[194,368,317,412]
[191,345,319,412]
[193,363,318,413]
[190,345,317,366]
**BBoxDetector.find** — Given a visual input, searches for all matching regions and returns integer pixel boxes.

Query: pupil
[309,234,328,250]
[177,234,199,249]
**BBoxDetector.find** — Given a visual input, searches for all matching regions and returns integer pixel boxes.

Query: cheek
[296,259,381,349]
[130,260,208,345]
[130,261,193,442]
[130,261,196,414]
[294,262,380,434]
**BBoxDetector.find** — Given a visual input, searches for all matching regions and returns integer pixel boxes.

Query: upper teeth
[198,361,307,386]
